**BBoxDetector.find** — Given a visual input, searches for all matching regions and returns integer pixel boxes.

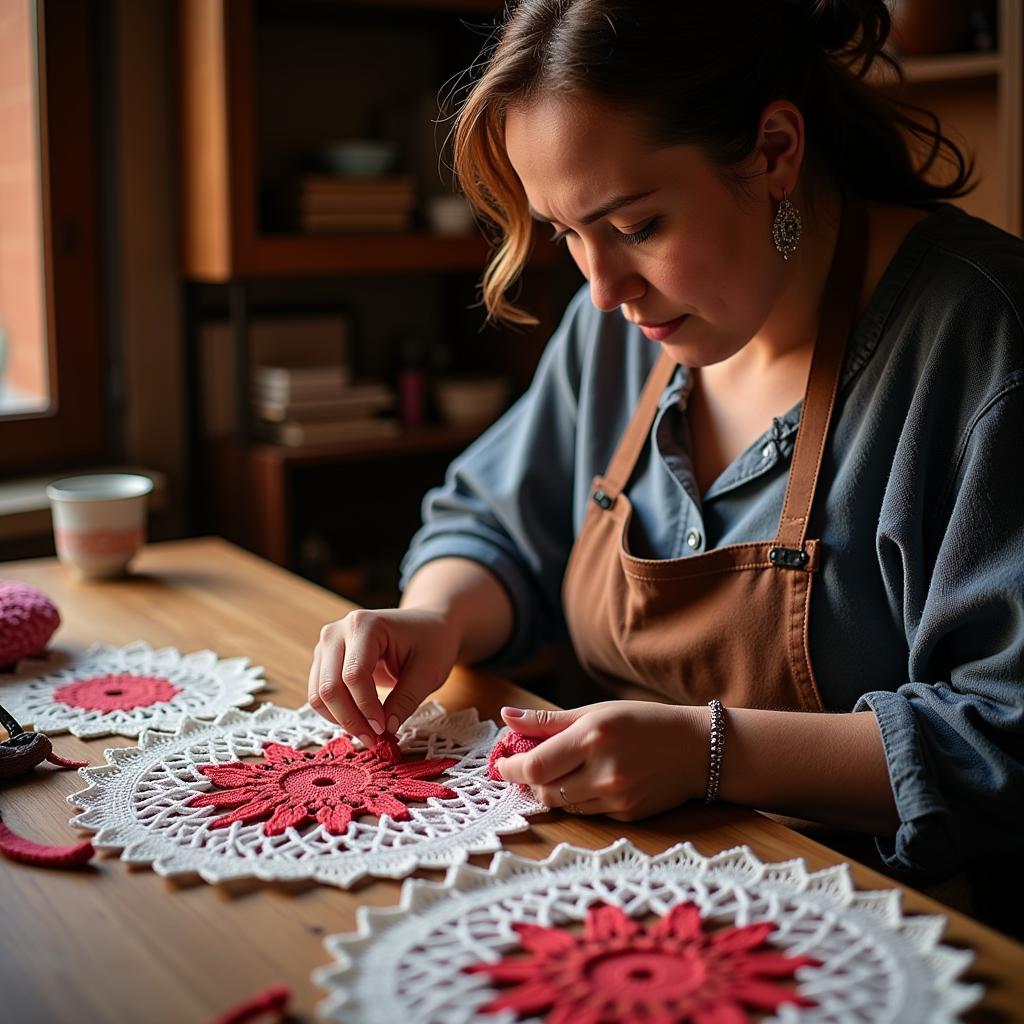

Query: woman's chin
[657,339,740,369]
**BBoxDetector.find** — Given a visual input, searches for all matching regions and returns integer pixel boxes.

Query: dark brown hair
[452,0,975,324]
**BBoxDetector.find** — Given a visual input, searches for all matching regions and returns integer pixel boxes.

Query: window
[0,0,105,473]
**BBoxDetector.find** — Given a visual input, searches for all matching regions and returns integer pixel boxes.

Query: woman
[307,0,1023,891]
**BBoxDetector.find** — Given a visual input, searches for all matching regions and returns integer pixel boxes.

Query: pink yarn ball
[0,581,60,667]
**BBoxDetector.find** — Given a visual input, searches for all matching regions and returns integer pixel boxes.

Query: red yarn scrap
[466,902,819,1023]
[189,732,458,836]
[45,750,89,769]
[0,812,94,868]
[487,730,542,780]
[211,984,290,1024]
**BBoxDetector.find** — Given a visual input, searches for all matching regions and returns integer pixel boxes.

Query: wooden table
[1,538,1020,1023]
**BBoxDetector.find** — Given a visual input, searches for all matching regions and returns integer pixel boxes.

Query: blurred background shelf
[875,0,1022,233]
[901,51,1004,81]
[209,428,488,575]
[247,423,488,466]
[178,0,581,606]
[203,231,557,280]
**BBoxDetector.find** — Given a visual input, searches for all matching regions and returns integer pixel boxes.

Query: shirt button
[762,442,775,460]
[686,529,702,550]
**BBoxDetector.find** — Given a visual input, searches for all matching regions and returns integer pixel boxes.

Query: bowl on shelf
[319,139,397,178]
[434,375,510,426]
[425,194,476,237]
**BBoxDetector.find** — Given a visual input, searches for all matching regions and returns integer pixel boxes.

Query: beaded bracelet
[704,698,726,804]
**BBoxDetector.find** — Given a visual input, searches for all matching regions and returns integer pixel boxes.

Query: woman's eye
[615,218,660,246]
[549,218,659,247]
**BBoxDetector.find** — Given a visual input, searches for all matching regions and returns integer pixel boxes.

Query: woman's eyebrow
[528,190,656,226]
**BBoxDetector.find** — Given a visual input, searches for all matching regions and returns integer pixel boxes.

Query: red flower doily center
[583,948,707,998]
[53,674,182,711]
[467,904,820,1022]
[279,762,370,801]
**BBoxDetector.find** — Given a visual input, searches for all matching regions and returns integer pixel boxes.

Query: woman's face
[504,93,792,367]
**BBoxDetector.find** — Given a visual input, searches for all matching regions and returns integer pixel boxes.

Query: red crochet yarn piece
[0,580,60,667]
[465,902,819,1023]
[45,750,89,769]
[488,731,542,780]
[211,984,290,1024]
[52,673,182,712]
[188,733,458,836]
[0,812,94,868]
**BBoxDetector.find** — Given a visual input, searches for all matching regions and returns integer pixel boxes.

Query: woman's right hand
[307,607,461,748]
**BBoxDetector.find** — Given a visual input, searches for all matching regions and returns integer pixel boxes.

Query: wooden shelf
[181,0,533,281]
[191,231,557,281]
[871,50,1005,86]
[902,51,1004,83]
[249,422,487,466]
[211,425,489,564]
[262,0,503,12]
[330,0,502,10]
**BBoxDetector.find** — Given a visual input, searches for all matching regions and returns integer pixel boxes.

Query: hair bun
[796,0,892,61]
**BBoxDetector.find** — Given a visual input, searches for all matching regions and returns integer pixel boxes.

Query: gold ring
[559,784,582,815]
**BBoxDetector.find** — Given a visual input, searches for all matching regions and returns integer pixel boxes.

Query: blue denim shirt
[401,204,1024,877]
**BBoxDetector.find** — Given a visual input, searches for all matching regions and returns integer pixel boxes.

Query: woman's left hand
[493,701,708,821]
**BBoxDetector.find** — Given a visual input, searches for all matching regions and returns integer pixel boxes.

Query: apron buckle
[592,488,615,510]
[769,546,809,569]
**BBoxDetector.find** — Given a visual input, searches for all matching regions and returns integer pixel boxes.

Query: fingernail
[370,718,385,735]
[502,707,525,719]
[387,714,400,734]
[358,733,375,750]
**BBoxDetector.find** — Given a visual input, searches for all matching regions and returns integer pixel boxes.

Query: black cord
[0,701,25,739]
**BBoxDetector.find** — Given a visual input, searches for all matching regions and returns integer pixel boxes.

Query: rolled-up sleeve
[856,375,1024,875]
[399,287,591,667]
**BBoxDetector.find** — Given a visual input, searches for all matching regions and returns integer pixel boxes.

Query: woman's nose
[582,246,646,313]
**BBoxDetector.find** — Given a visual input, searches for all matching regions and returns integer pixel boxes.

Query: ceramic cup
[46,474,153,579]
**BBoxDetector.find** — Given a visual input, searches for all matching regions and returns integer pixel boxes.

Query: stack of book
[253,364,399,447]
[280,175,416,233]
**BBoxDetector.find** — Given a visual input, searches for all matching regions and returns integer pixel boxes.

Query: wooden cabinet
[178,0,579,601]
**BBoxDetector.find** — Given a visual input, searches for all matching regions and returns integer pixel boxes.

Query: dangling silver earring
[772,190,802,260]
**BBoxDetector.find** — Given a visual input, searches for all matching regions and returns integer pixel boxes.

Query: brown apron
[562,195,868,712]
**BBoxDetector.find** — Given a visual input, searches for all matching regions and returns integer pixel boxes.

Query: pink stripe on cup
[55,527,144,556]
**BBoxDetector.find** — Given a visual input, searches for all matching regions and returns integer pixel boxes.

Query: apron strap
[774,192,869,552]
[599,350,678,499]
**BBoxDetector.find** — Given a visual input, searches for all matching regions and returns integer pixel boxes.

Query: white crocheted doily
[68,701,544,887]
[314,840,982,1024]
[0,641,265,738]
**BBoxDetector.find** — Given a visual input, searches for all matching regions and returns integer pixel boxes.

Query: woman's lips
[637,314,689,342]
